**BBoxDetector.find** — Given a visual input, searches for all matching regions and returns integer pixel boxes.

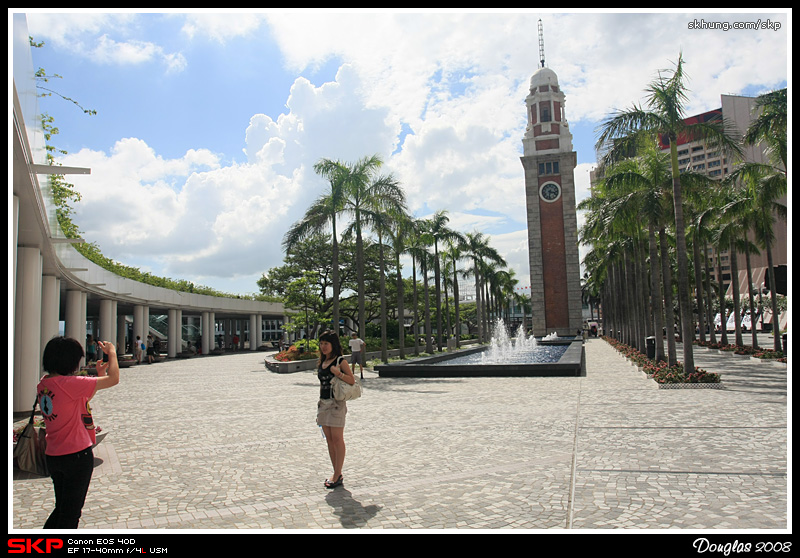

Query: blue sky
[19,10,789,296]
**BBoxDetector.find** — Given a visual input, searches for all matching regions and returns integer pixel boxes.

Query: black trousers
[44,447,94,529]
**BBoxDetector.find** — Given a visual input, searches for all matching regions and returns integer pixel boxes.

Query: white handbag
[331,357,362,401]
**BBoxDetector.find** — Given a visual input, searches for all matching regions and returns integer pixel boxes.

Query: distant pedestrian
[134,336,143,364]
[146,335,155,364]
[348,332,366,379]
[85,335,97,362]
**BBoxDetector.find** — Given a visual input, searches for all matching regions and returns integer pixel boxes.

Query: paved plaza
[11,337,789,531]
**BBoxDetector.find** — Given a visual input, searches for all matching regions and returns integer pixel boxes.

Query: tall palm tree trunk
[764,236,782,352]
[648,224,666,362]
[730,241,743,347]
[659,227,677,365]
[668,138,695,372]
[744,247,758,349]
[693,232,706,344]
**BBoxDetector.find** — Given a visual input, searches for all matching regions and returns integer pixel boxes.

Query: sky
[18,9,790,297]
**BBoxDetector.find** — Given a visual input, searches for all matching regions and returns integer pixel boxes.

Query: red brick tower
[520,23,583,337]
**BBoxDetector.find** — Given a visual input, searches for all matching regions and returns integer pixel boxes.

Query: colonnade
[13,240,285,414]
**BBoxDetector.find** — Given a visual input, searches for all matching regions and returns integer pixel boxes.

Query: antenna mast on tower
[538,19,546,68]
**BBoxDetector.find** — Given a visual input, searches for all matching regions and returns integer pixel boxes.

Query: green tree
[386,208,414,358]
[283,271,325,344]
[334,155,406,340]
[728,88,787,351]
[425,210,462,351]
[463,232,506,343]
[405,219,432,354]
[283,158,349,332]
[595,53,743,374]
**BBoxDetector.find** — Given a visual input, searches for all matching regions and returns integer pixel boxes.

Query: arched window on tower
[540,102,551,123]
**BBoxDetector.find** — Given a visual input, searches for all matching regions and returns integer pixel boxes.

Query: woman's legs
[321,425,346,483]
[44,448,94,529]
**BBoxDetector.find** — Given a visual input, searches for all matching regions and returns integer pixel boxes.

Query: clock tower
[520,35,583,337]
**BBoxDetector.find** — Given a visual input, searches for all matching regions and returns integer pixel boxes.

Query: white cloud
[30,10,788,294]
[180,13,267,43]
[27,12,187,72]
[59,63,404,287]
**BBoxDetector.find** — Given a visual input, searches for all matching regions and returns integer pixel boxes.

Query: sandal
[325,475,343,489]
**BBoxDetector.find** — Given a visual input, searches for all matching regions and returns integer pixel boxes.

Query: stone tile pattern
[12,340,787,530]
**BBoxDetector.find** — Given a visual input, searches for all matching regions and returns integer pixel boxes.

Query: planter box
[265,348,406,373]
[265,341,482,374]
[653,380,725,389]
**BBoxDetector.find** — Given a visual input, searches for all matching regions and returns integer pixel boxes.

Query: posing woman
[37,336,120,528]
[315,331,355,489]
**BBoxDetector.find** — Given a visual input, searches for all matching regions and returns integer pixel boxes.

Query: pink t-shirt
[37,375,98,456]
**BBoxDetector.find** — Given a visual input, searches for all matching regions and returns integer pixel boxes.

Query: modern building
[657,95,787,304]
[11,15,286,413]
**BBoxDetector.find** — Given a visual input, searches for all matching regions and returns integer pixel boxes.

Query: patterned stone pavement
[11,337,788,532]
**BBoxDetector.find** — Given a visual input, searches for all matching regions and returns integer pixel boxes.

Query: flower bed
[272,344,318,363]
[695,341,786,363]
[604,336,721,387]
[751,349,787,363]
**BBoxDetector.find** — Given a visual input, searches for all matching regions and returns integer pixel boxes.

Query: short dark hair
[42,336,85,376]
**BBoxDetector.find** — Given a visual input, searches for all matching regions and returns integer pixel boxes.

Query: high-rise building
[657,94,787,297]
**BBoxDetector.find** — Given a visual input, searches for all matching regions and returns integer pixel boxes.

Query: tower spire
[538,18,546,68]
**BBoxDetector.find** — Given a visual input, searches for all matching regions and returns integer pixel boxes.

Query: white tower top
[522,65,573,156]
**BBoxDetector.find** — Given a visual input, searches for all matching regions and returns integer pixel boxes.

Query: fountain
[374,319,585,378]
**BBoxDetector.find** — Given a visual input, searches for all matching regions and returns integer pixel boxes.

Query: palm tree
[731,88,787,352]
[283,158,347,331]
[364,210,391,363]
[463,232,506,343]
[442,232,467,346]
[406,218,431,355]
[744,88,786,170]
[595,53,743,374]
[332,154,406,340]
[426,210,462,351]
[494,269,519,324]
[595,148,678,363]
[387,209,414,359]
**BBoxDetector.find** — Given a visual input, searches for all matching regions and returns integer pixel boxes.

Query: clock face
[540,182,561,202]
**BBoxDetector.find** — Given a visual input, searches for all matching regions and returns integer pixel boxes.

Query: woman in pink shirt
[37,336,120,529]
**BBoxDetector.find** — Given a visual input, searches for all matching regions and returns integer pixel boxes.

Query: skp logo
[8,539,64,554]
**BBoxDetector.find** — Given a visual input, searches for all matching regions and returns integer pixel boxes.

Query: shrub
[604,336,720,384]
[273,344,318,362]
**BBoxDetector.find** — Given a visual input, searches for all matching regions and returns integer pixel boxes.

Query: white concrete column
[40,275,61,348]
[250,314,260,350]
[100,298,115,343]
[133,305,145,360]
[64,290,87,367]
[12,195,19,311]
[13,247,42,412]
[80,292,88,362]
[209,312,216,350]
[64,290,83,341]
[168,309,178,357]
